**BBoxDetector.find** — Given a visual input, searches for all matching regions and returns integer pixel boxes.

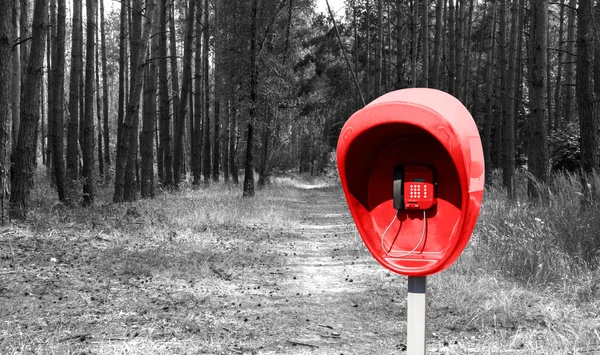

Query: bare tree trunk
[141,16,159,198]
[503,0,518,199]
[82,0,96,206]
[169,0,181,182]
[553,0,565,130]
[447,0,455,94]
[113,0,156,202]
[365,0,371,99]
[115,0,126,178]
[243,0,258,197]
[563,0,576,124]
[421,0,429,87]
[455,0,464,100]
[10,0,47,219]
[192,0,202,185]
[395,0,404,88]
[158,0,172,187]
[546,33,553,132]
[229,91,238,184]
[258,109,271,188]
[123,0,142,202]
[11,2,20,152]
[174,0,195,187]
[95,18,103,180]
[462,0,474,105]
[432,0,443,88]
[497,0,507,174]
[0,0,13,224]
[51,0,66,201]
[100,0,110,170]
[202,0,211,185]
[213,42,220,182]
[375,0,382,95]
[410,0,418,87]
[483,3,496,183]
[527,0,549,196]
[223,98,230,183]
[577,0,597,173]
[47,0,55,171]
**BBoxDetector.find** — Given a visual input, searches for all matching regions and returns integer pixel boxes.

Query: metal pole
[407,276,427,354]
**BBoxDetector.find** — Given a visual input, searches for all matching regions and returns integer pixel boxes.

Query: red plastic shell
[336,88,485,276]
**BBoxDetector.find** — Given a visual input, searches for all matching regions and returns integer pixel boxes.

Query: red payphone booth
[336,88,484,276]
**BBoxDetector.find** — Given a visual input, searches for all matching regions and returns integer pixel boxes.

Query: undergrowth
[463,170,600,290]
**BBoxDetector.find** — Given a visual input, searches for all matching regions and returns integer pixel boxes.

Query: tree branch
[326,0,366,107]
[499,90,532,108]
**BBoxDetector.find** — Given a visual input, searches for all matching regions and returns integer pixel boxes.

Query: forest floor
[1,174,600,354]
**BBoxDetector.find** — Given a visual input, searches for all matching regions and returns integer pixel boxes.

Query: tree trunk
[113,0,156,202]
[563,0,576,124]
[577,0,597,173]
[141,17,159,199]
[431,0,442,88]
[447,0,455,94]
[100,0,110,169]
[553,0,565,129]
[497,0,507,174]
[483,3,496,183]
[192,0,202,185]
[0,0,13,224]
[230,91,239,184]
[365,0,371,99]
[213,12,221,183]
[421,0,429,87]
[95,21,103,180]
[375,0,382,95]
[243,0,258,197]
[395,0,404,88]
[174,0,195,187]
[527,0,549,196]
[410,0,418,87]
[66,0,80,185]
[169,0,181,182]
[124,0,143,202]
[51,0,66,201]
[213,87,220,182]
[462,0,474,105]
[10,0,47,219]
[223,97,230,183]
[258,109,271,188]
[11,3,20,152]
[503,0,518,199]
[455,0,464,100]
[47,0,55,172]
[202,0,211,185]
[82,0,96,206]
[158,0,172,187]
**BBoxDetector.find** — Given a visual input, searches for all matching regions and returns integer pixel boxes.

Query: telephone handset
[393,165,436,211]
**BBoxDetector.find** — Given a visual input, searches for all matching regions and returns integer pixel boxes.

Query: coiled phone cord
[380,210,427,258]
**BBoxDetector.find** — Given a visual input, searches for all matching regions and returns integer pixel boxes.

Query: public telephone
[393,165,437,211]
[382,165,437,257]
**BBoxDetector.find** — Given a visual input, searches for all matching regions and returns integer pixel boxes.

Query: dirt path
[220,185,408,355]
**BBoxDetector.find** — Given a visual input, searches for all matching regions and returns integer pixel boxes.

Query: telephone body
[393,165,436,210]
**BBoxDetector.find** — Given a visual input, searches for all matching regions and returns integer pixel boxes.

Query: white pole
[407,276,427,355]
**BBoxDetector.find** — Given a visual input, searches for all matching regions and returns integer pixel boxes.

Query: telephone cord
[381,210,427,258]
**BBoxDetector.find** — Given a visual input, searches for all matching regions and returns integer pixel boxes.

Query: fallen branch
[287,340,319,348]
[59,333,92,342]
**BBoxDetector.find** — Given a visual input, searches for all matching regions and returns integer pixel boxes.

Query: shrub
[549,122,580,172]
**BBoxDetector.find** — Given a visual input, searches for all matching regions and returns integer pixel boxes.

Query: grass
[1,170,600,354]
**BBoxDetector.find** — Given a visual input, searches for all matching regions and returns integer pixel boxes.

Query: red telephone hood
[336,88,484,276]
